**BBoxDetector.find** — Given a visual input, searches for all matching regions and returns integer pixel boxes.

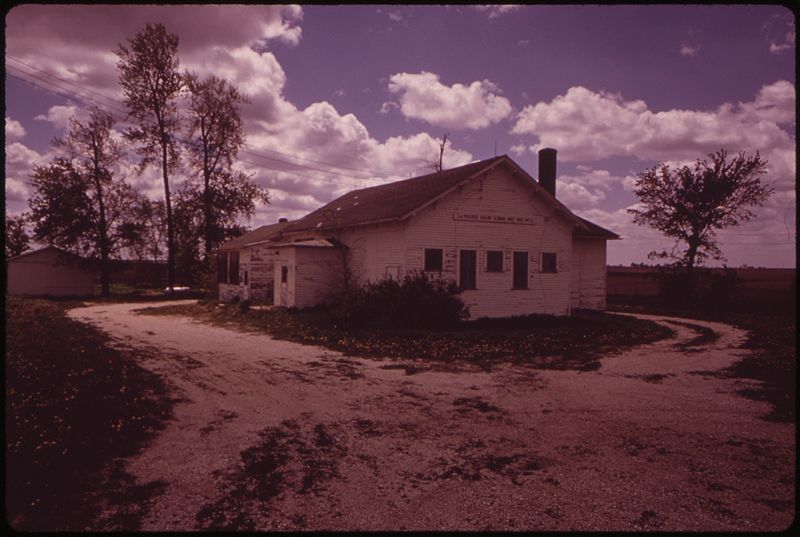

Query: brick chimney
[538,148,557,197]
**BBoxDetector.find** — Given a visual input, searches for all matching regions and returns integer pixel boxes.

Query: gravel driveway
[67,301,795,531]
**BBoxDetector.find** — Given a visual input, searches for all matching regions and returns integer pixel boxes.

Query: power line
[6,64,130,119]
[7,55,127,113]
[8,57,403,181]
[7,69,370,186]
[238,147,374,182]
[242,145,392,178]
[6,69,129,123]
[8,71,111,115]
[236,156,347,186]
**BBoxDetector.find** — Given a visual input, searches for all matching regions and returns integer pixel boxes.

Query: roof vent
[278,217,288,223]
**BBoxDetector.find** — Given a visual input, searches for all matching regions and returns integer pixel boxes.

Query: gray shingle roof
[282,156,507,234]
[220,155,618,251]
[217,220,291,251]
[574,217,620,240]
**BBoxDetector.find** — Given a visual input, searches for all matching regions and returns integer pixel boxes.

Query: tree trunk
[685,239,699,300]
[203,152,212,261]
[162,139,175,291]
[93,146,110,296]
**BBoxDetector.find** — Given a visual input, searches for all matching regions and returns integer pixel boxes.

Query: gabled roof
[574,217,620,240]
[271,238,338,248]
[218,220,292,251]
[281,154,615,239]
[281,156,507,234]
[7,245,84,262]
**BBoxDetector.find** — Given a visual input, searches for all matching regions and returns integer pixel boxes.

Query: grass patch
[5,297,176,531]
[137,302,672,371]
[610,296,796,423]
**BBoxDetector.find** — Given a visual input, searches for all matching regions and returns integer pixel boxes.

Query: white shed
[6,246,96,297]
[218,150,619,317]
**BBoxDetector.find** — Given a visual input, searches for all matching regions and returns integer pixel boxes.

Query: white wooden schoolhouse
[217,149,619,318]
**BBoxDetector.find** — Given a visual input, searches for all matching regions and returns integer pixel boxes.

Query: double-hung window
[486,250,503,272]
[229,251,240,284]
[424,248,443,272]
[217,251,240,284]
[218,252,229,284]
[541,252,557,273]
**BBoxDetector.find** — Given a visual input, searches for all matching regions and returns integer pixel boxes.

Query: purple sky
[5,5,796,267]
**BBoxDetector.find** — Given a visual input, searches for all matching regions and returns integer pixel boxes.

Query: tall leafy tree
[29,159,94,251]
[117,198,166,264]
[5,213,31,258]
[184,73,268,259]
[629,149,773,286]
[116,22,184,290]
[28,158,144,293]
[51,105,124,295]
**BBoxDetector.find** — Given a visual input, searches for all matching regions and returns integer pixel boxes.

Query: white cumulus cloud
[511,81,796,163]
[5,117,26,142]
[34,105,80,130]
[387,71,513,130]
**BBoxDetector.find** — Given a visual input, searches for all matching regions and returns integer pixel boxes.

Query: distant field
[607,267,796,298]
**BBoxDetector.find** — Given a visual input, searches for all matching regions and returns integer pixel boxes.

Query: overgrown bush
[238,298,251,313]
[335,270,469,329]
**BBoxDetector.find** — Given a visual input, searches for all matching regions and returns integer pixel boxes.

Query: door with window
[459,249,477,290]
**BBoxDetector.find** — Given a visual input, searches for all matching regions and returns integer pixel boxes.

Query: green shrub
[238,298,251,314]
[336,270,469,329]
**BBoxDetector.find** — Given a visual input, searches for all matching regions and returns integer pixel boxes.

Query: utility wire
[8,57,401,180]
[7,55,128,113]
[6,69,130,123]
[242,145,392,178]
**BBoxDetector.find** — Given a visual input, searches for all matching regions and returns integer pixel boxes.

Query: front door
[459,249,477,290]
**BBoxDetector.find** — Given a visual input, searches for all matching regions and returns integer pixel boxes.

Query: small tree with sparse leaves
[629,149,772,297]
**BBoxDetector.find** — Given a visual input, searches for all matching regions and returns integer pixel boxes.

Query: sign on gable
[453,213,535,225]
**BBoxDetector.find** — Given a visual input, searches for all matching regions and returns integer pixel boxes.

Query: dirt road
[67,301,795,531]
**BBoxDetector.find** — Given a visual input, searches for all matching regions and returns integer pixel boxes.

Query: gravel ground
[67,301,795,531]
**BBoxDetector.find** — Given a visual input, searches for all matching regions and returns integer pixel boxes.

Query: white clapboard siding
[337,223,407,285]
[232,159,611,315]
[218,283,239,302]
[399,167,573,318]
[271,246,341,308]
[293,247,341,308]
[570,238,608,309]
